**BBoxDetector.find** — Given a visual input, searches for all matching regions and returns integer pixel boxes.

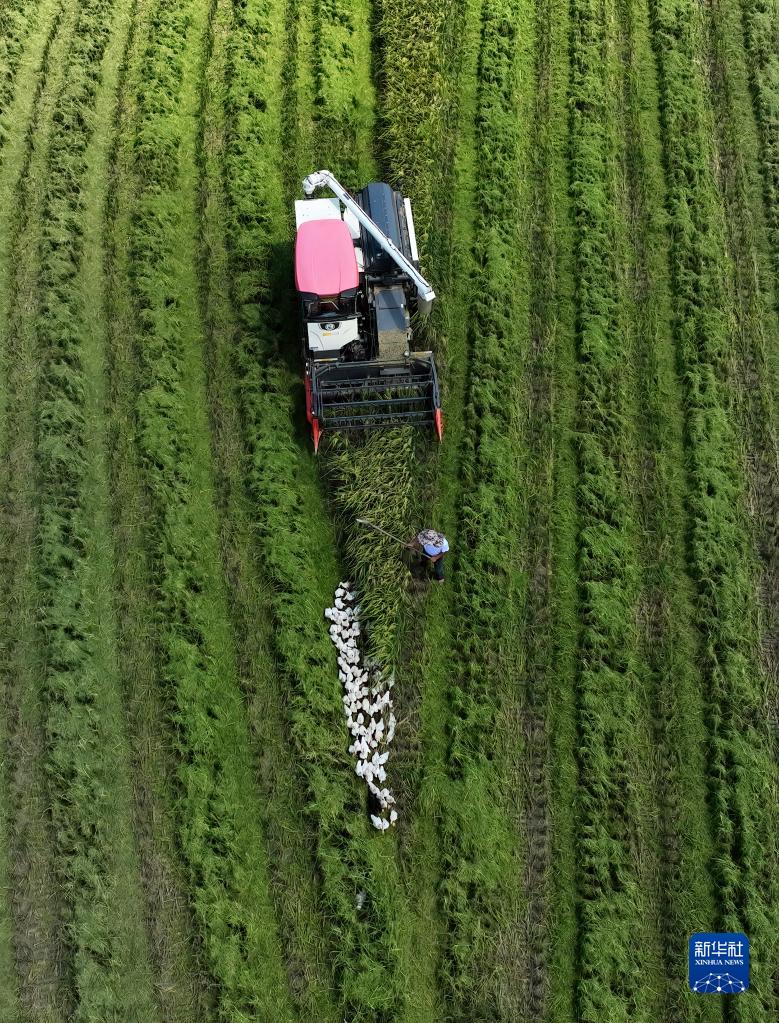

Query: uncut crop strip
[224,1,424,1017]
[128,0,296,1016]
[310,0,375,185]
[0,0,90,1015]
[649,0,779,1013]
[31,0,166,1014]
[568,0,669,1012]
[702,0,779,699]
[196,0,339,1014]
[612,0,722,1011]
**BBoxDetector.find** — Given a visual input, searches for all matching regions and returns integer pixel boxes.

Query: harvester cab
[295,169,443,451]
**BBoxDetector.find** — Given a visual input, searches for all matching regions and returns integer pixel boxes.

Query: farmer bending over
[411,528,449,584]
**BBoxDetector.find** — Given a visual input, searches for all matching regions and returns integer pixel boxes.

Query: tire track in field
[524,0,581,1018]
[613,0,722,1015]
[702,0,779,724]
[0,0,62,1006]
[196,0,339,1015]
[103,0,215,1017]
[515,0,571,1010]
[0,1,82,1016]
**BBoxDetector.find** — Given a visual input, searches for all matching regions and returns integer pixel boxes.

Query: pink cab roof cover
[295,219,359,296]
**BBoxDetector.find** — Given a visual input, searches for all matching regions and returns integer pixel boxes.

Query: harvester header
[295,170,443,450]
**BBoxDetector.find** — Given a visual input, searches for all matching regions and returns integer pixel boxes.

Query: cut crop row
[427,0,533,1016]
[128,0,297,1017]
[368,1,478,1015]
[0,0,108,1015]
[195,0,340,1013]
[0,0,40,152]
[703,0,779,712]
[612,0,723,1012]
[649,0,779,1013]
[222,0,411,1017]
[35,0,165,1016]
[739,0,779,291]
[568,0,668,1013]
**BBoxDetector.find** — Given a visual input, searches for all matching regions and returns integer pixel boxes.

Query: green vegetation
[649,0,779,1014]
[0,0,777,1019]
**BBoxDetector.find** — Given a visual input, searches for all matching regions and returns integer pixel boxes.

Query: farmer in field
[411,528,449,584]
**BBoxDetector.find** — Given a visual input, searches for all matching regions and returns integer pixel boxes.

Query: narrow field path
[541,0,580,1014]
[0,1,84,1016]
[381,0,536,1017]
[196,0,339,1013]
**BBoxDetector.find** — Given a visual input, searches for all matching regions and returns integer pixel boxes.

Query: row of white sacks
[325,582,397,831]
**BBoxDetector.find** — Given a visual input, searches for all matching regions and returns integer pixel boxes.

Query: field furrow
[568,0,668,1011]
[126,0,296,1015]
[196,0,339,1014]
[648,0,779,1012]
[613,0,722,1015]
[0,1,85,1016]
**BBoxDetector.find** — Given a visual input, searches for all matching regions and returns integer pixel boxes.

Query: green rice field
[0,0,777,1018]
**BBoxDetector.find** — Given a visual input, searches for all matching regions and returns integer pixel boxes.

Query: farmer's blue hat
[422,537,449,557]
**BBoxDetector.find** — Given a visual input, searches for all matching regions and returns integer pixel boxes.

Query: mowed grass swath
[0,0,776,1020]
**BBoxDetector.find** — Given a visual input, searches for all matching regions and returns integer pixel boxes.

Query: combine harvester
[295,170,443,450]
